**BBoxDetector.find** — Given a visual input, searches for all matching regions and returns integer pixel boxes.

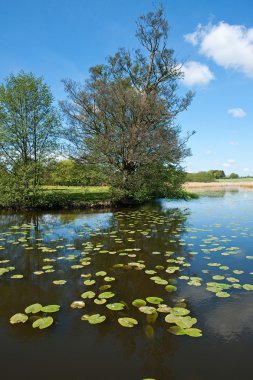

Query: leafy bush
[185,171,215,182]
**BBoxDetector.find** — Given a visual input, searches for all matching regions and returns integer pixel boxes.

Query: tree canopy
[0,71,60,206]
[61,6,194,202]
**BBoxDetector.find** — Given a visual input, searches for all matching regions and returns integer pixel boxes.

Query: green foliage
[46,159,107,186]
[0,9,195,208]
[208,170,225,179]
[229,172,239,179]
[0,72,60,208]
[186,171,215,182]
[110,163,187,204]
[61,7,194,204]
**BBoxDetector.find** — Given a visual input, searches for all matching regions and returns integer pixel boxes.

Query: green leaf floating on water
[216,291,230,297]
[212,275,225,280]
[0,268,9,276]
[243,284,253,290]
[84,279,96,286]
[146,297,163,305]
[165,285,177,292]
[184,328,202,337]
[118,317,138,327]
[106,303,125,311]
[171,307,190,316]
[25,303,42,314]
[10,313,28,324]
[167,325,185,335]
[94,298,106,304]
[132,299,147,307]
[95,271,107,276]
[139,306,157,315]
[11,274,24,279]
[81,291,96,299]
[70,301,85,309]
[168,326,202,337]
[98,292,115,299]
[165,314,197,329]
[53,280,67,285]
[88,314,106,324]
[32,316,54,329]
[154,278,168,285]
[41,305,60,313]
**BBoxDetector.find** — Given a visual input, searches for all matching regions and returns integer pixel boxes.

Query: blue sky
[1,0,253,175]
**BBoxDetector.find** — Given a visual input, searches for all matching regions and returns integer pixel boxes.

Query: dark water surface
[1,189,253,380]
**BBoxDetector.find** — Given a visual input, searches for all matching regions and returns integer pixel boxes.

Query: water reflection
[1,192,253,379]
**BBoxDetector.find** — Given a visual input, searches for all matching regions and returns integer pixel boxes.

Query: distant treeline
[186,170,240,182]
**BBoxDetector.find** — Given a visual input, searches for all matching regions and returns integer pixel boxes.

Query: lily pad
[216,291,230,297]
[139,306,157,315]
[106,303,125,311]
[98,292,115,299]
[171,307,190,316]
[88,314,106,324]
[94,298,107,304]
[70,301,85,309]
[41,305,60,313]
[53,280,67,285]
[118,317,138,327]
[11,274,24,279]
[32,316,54,329]
[25,303,42,314]
[10,313,28,324]
[132,299,146,307]
[146,297,163,305]
[165,285,177,292]
[95,271,107,276]
[243,284,253,290]
[81,291,96,299]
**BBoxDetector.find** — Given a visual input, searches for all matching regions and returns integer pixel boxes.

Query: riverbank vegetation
[0,7,195,209]
[185,170,249,182]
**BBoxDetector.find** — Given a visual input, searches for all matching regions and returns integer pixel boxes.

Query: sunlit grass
[40,186,111,206]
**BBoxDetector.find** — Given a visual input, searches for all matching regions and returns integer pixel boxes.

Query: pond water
[1,189,253,380]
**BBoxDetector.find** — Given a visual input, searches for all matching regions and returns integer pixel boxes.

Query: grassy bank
[38,186,112,209]
[0,185,197,210]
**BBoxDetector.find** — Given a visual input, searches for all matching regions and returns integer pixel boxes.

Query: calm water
[1,189,253,380]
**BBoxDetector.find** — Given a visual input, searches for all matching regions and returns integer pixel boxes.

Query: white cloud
[229,141,239,145]
[182,61,214,86]
[185,22,253,77]
[222,159,236,167]
[243,168,250,172]
[228,108,247,118]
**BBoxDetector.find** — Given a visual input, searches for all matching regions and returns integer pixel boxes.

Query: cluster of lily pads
[10,304,60,329]
[2,208,253,338]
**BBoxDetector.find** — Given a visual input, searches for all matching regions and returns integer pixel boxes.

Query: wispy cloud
[228,108,247,118]
[182,61,214,86]
[222,159,236,167]
[229,141,239,146]
[185,22,253,77]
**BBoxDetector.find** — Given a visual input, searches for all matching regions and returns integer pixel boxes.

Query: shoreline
[184,181,253,190]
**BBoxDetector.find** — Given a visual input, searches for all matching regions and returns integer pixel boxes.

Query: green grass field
[39,186,111,208]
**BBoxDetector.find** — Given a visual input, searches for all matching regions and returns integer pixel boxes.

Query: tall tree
[0,71,60,206]
[61,6,194,202]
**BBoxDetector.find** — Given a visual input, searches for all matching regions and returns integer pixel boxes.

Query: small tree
[229,173,239,179]
[61,6,194,203]
[0,71,60,207]
[208,170,225,179]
